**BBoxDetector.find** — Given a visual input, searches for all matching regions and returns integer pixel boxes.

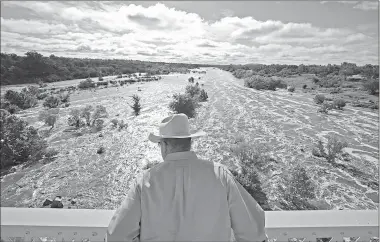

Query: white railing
[0,208,378,242]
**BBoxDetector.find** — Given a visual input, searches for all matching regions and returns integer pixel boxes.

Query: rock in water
[51,196,63,208]
[43,199,52,206]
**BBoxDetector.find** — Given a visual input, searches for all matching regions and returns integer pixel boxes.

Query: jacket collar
[164,151,197,162]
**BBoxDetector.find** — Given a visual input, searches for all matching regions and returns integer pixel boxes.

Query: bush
[98,76,104,81]
[0,101,20,114]
[314,94,325,104]
[188,77,194,83]
[4,89,38,109]
[38,109,59,128]
[97,146,105,154]
[312,77,319,83]
[363,79,379,95]
[303,84,307,89]
[111,119,118,127]
[230,141,271,209]
[59,92,70,103]
[43,95,61,109]
[68,108,84,128]
[280,166,316,210]
[37,92,49,100]
[80,105,93,126]
[244,75,286,91]
[92,118,104,132]
[0,110,48,169]
[168,93,199,118]
[287,86,295,92]
[319,75,343,88]
[97,81,108,87]
[333,99,346,110]
[199,89,208,102]
[312,135,348,164]
[91,105,108,125]
[118,120,127,130]
[78,79,95,89]
[130,95,142,116]
[185,84,201,98]
[117,74,123,78]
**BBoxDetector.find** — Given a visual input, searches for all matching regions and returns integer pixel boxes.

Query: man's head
[159,138,191,159]
[148,113,206,159]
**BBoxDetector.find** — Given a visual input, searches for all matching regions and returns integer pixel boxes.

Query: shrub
[38,109,59,128]
[230,141,271,209]
[0,110,48,169]
[43,95,61,109]
[199,89,208,102]
[38,81,48,88]
[97,81,108,87]
[111,119,118,127]
[185,84,201,98]
[363,79,379,95]
[93,118,104,132]
[78,79,95,89]
[130,95,142,116]
[303,84,307,89]
[4,89,38,109]
[312,77,319,83]
[287,86,295,92]
[188,77,194,83]
[117,74,123,78]
[312,135,348,164]
[280,166,316,210]
[244,75,286,91]
[168,93,199,118]
[118,120,127,130]
[0,101,20,114]
[37,92,49,100]
[98,76,104,81]
[333,99,346,110]
[91,105,108,125]
[314,94,325,104]
[68,108,84,128]
[79,105,93,126]
[97,146,105,154]
[319,75,343,88]
[59,92,70,103]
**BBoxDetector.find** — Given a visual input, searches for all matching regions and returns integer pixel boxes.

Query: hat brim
[148,131,206,143]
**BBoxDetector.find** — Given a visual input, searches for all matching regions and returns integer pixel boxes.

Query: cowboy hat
[148,113,206,143]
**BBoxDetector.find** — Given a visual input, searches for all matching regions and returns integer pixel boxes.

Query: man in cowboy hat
[107,113,267,242]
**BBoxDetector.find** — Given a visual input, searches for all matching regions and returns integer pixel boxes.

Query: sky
[1,1,378,65]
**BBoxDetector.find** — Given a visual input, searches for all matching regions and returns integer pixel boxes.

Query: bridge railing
[0,208,378,242]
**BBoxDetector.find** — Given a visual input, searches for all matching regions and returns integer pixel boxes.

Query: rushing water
[1,68,378,210]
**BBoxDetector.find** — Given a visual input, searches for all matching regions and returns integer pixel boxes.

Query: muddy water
[1,68,378,210]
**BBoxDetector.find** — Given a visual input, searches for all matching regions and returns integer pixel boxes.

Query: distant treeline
[0,52,214,85]
[222,62,379,79]
[1,51,378,86]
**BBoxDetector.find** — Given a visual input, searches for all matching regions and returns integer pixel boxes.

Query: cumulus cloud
[353,1,378,10]
[0,2,377,65]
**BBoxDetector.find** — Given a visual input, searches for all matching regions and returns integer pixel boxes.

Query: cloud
[353,1,378,10]
[0,2,377,65]
[319,1,377,11]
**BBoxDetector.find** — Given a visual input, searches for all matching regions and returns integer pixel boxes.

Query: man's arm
[106,177,142,242]
[225,169,267,242]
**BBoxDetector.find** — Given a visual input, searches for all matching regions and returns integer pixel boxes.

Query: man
[107,113,267,241]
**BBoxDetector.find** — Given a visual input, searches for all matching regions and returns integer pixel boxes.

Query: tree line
[1,51,378,86]
[0,52,213,85]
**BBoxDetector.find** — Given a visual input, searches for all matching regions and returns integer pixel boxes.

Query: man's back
[107,151,267,241]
